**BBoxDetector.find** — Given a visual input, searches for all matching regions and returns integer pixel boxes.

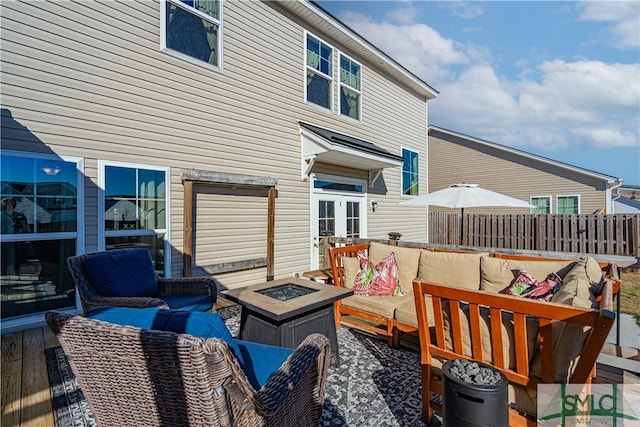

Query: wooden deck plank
[41,326,59,350]
[20,328,54,427]
[2,332,23,427]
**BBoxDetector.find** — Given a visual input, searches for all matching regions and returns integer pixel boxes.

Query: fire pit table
[222,278,353,365]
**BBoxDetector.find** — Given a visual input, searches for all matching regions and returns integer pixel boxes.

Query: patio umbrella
[399,183,533,244]
[399,183,534,214]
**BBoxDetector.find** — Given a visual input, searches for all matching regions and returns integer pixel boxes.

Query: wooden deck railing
[428,213,640,257]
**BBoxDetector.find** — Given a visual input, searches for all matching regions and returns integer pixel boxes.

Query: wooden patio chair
[67,248,218,312]
[46,308,331,427]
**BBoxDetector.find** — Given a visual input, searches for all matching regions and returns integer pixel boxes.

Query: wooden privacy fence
[429,212,640,256]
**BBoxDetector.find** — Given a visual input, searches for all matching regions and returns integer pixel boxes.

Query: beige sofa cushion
[530,257,601,382]
[395,295,435,327]
[480,256,575,294]
[342,256,360,289]
[340,293,413,318]
[368,242,420,294]
[418,251,488,290]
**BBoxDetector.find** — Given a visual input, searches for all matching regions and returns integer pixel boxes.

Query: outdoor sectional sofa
[328,241,620,426]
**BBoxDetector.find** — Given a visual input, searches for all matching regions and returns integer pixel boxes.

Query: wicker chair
[46,310,331,427]
[67,248,218,312]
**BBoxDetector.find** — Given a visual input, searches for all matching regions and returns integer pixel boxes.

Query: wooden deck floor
[1,326,635,427]
[2,326,59,427]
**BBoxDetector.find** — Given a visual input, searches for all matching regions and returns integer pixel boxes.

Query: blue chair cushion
[86,307,244,368]
[236,340,294,390]
[82,249,159,297]
[160,295,214,312]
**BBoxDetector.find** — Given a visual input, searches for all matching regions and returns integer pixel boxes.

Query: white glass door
[311,177,366,269]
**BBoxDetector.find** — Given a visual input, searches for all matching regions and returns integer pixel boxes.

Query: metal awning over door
[300,122,404,186]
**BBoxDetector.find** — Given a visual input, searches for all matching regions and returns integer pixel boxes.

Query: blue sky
[317,1,640,185]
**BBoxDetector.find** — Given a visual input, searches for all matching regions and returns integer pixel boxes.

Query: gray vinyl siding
[1,0,429,289]
[428,131,609,214]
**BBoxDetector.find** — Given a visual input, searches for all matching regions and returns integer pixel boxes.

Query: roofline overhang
[428,125,624,186]
[275,0,439,100]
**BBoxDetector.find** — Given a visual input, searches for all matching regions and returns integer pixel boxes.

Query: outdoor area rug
[45,346,97,427]
[46,305,433,426]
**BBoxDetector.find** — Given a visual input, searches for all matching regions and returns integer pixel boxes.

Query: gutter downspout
[607,179,624,214]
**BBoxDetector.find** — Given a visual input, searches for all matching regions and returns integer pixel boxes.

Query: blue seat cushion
[86,307,244,368]
[236,340,294,390]
[160,295,214,312]
[82,249,158,297]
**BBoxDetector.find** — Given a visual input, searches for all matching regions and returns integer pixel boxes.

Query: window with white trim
[402,148,419,196]
[101,163,170,276]
[1,152,83,319]
[339,54,361,120]
[305,33,333,110]
[162,0,222,69]
[530,196,551,214]
[556,195,579,214]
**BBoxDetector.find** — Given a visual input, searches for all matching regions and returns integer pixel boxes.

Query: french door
[311,189,366,269]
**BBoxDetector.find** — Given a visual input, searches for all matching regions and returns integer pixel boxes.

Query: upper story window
[339,54,361,120]
[163,0,222,69]
[557,195,579,214]
[531,196,551,214]
[305,33,333,110]
[402,148,419,196]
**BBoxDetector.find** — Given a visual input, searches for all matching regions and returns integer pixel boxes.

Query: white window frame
[556,194,580,214]
[0,150,85,332]
[160,0,224,73]
[401,147,420,197]
[338,52,362,121]
[530,195,552,214]
[304,31,334,112]
[98,161,171,277]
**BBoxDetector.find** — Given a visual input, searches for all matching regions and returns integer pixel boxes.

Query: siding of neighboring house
[1,0,431,295]
[428,128,615,214]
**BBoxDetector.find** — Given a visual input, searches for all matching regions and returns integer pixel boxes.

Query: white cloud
[339,10,469,81]
[432,59,640,150]
[337,5,640,156]
[439,1,486,20]
[577,1,640,49]
[386,0,419,24]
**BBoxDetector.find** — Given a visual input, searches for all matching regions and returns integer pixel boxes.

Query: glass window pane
[531,197,550,214]
[139,169,166,198]
[1,239,76,318]
[2,155,77,234]
[326,201,335,218]
[105,166,136,198]
[105,197,137,231]
[179,0,220,20]
[139,200,166,229]
[402,149,419,196]
[307,35,319,56]
[340,55,361,91]
[307,72,331,109]
[340,87,360,119]
[166,3,219,66]
[557,196,578,214]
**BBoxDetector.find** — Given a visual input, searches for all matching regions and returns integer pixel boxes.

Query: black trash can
[442,359,508,427]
